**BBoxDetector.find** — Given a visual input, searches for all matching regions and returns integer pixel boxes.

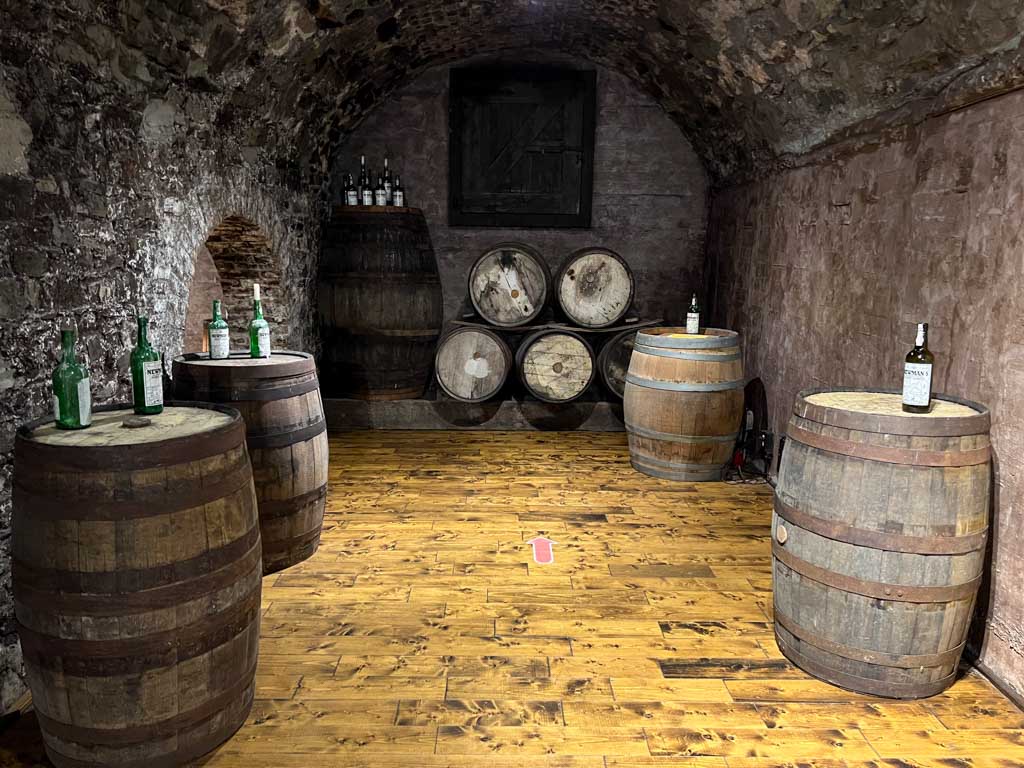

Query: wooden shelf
[332,204,422,216]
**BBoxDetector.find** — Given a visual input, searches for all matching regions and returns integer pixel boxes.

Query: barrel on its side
[597,328,637,399]
[556,247,634,328]
[435,327,513,402]
[319,207,443,399]
[12,404,260,768]
[773,389,991,699]
[173,351,329,574]
[469,243,550,327]
[623,327,743,481]
[517,329,595,403]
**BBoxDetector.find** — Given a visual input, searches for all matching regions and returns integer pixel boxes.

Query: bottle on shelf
[383,156,393,205]
[208,299,230,360]
[361,170,374,206]
[686,293,701,334]
[52,328,92,429]
[249,283,271,359]
[392,175,405,207]
[902,322,934,413]
[344,173,358,206]
[130,315,163,416]
[374,174,387,206]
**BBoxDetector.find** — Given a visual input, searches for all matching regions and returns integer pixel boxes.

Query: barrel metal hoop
[787,424,991,467]
[626,422,739,445]
[633,344,741,362]
[247,418,327,450]
[773,607,967,669]
[776,631,958,699]
[772,541,982,603]
[178,375,320,403]
[625,374,745,392]
[636,329,738,349]
[259,483,328,520]
[774,497,988,555]
[630,457,725,482]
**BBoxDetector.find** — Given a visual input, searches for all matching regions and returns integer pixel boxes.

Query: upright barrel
[517,329,595,403]
[172,352,329,574]
[12,404,260,768]
[556,247,634,328]
[773,389,991,698]
[469,243,550,327]
[597,328,638,399]
[435,326,513,402]
[319,207,443,399]
[623,327,743,481]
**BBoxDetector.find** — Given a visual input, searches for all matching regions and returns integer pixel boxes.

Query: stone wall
[706,89,1024,698]
[331,59,709,329]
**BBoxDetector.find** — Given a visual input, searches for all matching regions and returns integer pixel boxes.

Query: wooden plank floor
[2,430,1023,767]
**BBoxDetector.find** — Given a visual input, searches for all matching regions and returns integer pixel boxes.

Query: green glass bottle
[902,322,934,414]
[248,283,271,358]
[208,299,230,359]
[686,293,701,334]
[130,315,163,415]
[51,328,92,429]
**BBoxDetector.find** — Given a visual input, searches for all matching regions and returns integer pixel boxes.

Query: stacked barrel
[434,244,638,403]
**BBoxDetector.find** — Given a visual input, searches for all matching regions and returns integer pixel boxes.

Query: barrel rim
[636,327,740,349]
[515,328,596,404]
[435,326,513,403]
[468,241,551,327]
[173,350,316,380]
[15,401,247,471]
[597,328,638,399]
[793,387,991,436]
[555,246,635,328]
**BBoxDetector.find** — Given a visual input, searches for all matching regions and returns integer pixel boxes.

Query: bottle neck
[60,331,76,362]
[136,317,149,347]
[253,299,264,319]
[916,325,927,347]
[212,302,223,321]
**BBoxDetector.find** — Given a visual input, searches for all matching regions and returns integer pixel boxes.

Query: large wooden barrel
[623,327,743,481]
[597,328,638,399]
[773,389,991,699]
[172,351,329,574]
[469,243,550,327]
[516,329,595,403]
[319,207,443,399]
[556,247,634,328]
[435,326,513,402]
[12,404,260,768]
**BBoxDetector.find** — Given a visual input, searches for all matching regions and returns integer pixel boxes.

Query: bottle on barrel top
[52,328,92,429]
[344,173,358,206]
[392,175,405,207]
[374,174,387,206]
[383,156,393,204]
[208,299,230,360]
[130,315,163,415]
[249,283,271,358]
[902,322,934,413]
[686,293,701,334]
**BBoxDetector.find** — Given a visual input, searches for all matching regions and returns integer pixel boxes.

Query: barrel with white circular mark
[556,247,634,328]
[435,327,513,402]
[516,329,595,403]
[469,243,550,327]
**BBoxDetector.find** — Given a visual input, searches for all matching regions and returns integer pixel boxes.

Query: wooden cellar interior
[2,2,1024,767]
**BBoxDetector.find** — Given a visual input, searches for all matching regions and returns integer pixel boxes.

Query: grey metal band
[634,344,741,362]
[626,373,745,392]
[631,458,725,482]
[626,422,740,444]
[636,329,739,349]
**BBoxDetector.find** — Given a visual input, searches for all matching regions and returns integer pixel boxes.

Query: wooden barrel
[556,247,634,328]
[597,328,638,399]
[516,329,595,403]
[623,327,743,481]
[318,207,443,399]
[773,389,991,699]
[12,404,260,768]
[435,326,513,402]
[172,351,329,574]
[469,243,550,327]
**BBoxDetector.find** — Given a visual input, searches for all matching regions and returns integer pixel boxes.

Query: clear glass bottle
[902,322,934,413]
[248,283,271,359]
[374,174,387,206]
[130,316,163,415]
[52,328,92,429]
[686,293,701,334]
[208,299,230,359]
[361,171,374,206]
[392,175,405,207]
[345,173,358,206]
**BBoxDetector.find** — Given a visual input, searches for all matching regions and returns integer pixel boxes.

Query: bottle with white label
[130,315,163,415]
[344,173,358,206]
[208,300,230,360]
[374,174,387,206]
[248,283,271,359]
[392,175,405,207]
[383,156,393,205]
[686,293,701,334]
[902,322,934,413]
[52,328,92,429]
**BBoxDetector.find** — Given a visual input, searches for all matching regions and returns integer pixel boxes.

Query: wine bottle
[345,173,358,206]
[383,156,393,205]
[902,322,934,413]
[361,170,374,206]
[392,175,405,207]
[686,293,701,334]
[130,315,163,415]
[374,174,387,206]
[52,328,91,429]
[208,299,230,360]
[249,283,271,359]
